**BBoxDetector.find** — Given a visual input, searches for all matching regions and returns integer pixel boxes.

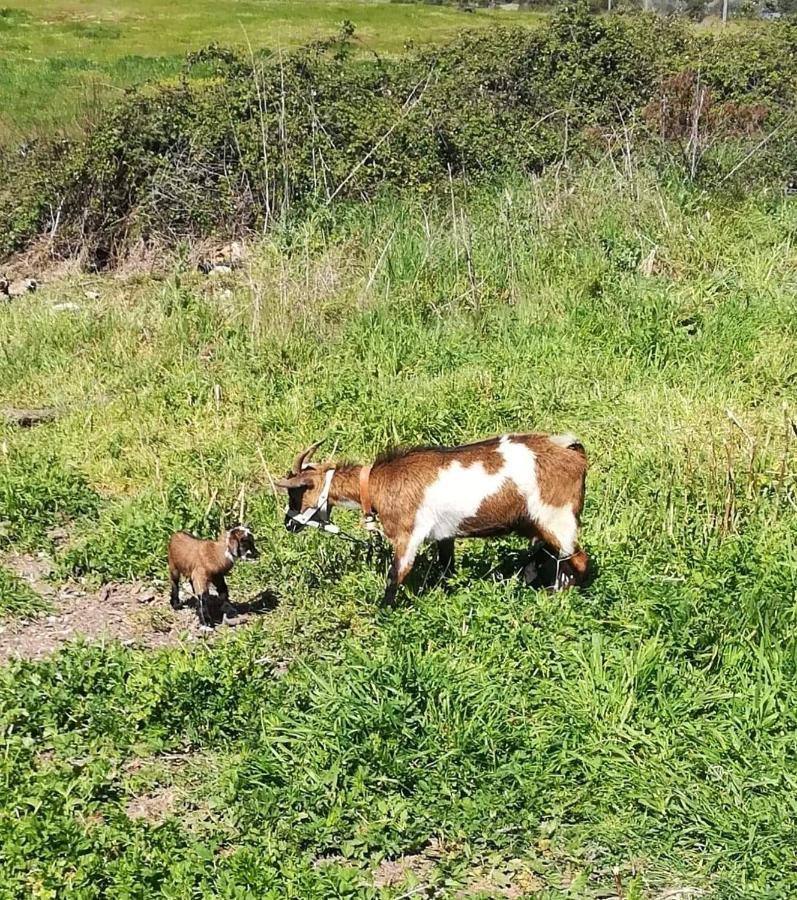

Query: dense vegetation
[1,6,796,897]
[1,9,795,265]
[1,160,796,896]
[407,0,797,14]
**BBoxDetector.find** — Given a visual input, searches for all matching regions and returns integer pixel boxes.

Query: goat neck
[216,533,237,571]
[327,464,373,512]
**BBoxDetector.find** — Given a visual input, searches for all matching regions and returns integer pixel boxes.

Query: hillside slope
[0,166,795,897]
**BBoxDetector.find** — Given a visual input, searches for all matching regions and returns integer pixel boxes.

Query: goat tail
[550,432,586,456]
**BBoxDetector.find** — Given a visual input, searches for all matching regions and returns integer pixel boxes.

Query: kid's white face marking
[399,436,577,572]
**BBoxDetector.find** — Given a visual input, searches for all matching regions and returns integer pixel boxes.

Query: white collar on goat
[285,468,341,534]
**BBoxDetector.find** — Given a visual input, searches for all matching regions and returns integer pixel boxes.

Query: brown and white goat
[167,526,258,626]
[276,434,588,605]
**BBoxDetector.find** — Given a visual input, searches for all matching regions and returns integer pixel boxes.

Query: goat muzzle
[284,510,307,533]
[283,468,336,535]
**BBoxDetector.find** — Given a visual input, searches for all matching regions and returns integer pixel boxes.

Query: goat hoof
[523,561,539,586]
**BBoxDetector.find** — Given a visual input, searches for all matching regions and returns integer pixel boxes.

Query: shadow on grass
[235,588,280,615]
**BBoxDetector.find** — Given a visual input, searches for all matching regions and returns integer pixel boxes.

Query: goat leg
[207,592,224,625]
[382,537,418,607]
[213,574,237,620]
[197,590,213,628]
[523,558,539,587]
[437,539,455,577]
[382,558,400,607]
[169,572,184,609]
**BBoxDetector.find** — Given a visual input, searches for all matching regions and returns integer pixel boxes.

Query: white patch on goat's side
[399,459,504,573]
[400,436,578,571]
[497,437,578,554]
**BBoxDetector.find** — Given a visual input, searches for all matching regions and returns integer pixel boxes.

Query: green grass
[0,565,47,619]
[0,163,796,896]
[0,0,542,141]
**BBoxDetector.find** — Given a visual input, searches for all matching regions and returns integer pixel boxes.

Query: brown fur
[167,526,257,626]
[277,434,588,605]
[461,480,528,537]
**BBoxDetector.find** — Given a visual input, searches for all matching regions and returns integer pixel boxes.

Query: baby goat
[167,526,258,626]
[277,433,588,605]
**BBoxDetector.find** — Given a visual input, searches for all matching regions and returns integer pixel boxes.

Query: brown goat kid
[277,434,588,606]
[167,526,258,626]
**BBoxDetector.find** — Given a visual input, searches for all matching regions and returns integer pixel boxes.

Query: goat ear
[274,472,315,490]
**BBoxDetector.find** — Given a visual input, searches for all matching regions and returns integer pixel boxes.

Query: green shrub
[1,11,794,265]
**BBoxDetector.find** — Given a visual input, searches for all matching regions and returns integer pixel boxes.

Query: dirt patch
[123,751,194,775]
[122,752,195,826]
[77,810,107,829]
[1,406,58,428]
[457,869,544,898]
[313,853,348,870]
[4,551,56,588]
[125,786,177,824]
[318,843,554,896]
[373,853,436,889]
[0,551,255,663]
[654,890,705,900]
[0,244,82,285]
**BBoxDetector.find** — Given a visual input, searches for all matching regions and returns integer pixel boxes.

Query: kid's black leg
[197,591,212,628]
[169,572,182,609]
[212,575,236,619]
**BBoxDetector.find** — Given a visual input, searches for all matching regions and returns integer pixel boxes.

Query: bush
[1,11,795,265]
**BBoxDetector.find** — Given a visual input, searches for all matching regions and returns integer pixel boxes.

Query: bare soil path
[0,551,214,662]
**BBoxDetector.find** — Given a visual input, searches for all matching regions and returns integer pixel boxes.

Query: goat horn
[293,439,323,473]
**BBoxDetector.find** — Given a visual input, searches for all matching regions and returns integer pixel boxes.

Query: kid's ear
[274,472,316,490]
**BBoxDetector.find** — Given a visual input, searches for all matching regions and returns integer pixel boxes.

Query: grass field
[1,162,795,896]
[0,0,540,141]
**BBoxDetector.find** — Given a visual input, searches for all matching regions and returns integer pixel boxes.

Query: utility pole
[722,0,728,23]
